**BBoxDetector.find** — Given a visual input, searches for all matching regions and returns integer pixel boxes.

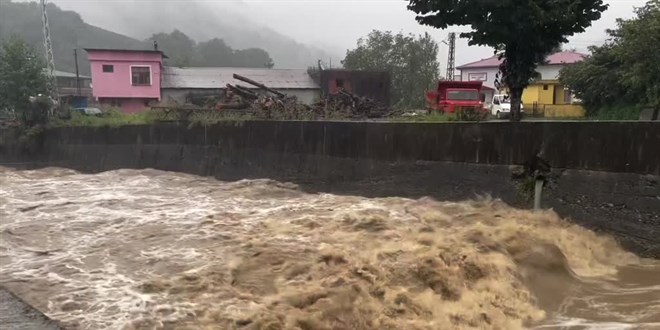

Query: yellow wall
[543,104,585,117]
[507,81,586,117]
[522,85,540,104]
[521,81,571,106]
[554,87,566,105]
[538,84,555,105]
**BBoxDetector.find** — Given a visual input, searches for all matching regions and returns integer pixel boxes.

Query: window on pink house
[131,66,151,86]
[102,65,114,73]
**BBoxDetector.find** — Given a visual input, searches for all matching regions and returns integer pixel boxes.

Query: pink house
[85,48,166,113]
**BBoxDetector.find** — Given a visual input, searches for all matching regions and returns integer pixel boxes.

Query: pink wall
[87,50,162,101]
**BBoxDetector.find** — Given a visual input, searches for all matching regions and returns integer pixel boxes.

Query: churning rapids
[1,167,659,330]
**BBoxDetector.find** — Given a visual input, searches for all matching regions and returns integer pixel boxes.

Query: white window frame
[130,65,152,86]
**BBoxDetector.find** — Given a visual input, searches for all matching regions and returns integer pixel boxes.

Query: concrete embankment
[0,288,61,330]
[1,121,659,258]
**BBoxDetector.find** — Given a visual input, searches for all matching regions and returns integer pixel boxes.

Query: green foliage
[615,0,660,109]
[589,104,644,120]
[51,108,258,128]
[561,0,660,115]
[0,36,48,118]
[342,30,440,109]
[50,109,160,128]
[195,38,234,67]
[0,1,277,73]
[148,30,275,68]
[150,30,196,67]
[0,1,146,75]
[559,45,629,114]
[408,0,608,121]
[186,115,252,129]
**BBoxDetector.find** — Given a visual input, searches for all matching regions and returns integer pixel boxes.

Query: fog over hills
[50,0,340,69]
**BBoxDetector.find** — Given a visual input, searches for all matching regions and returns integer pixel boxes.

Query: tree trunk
[652,106,659,121]
[510,87,523,122]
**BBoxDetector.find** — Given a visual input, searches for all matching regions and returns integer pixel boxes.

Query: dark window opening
[102,65,114,73]
[336,79,344,88]
[131,66,151,86]
[543,84,549,91]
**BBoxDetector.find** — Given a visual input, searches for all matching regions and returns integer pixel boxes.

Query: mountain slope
[51,0,338,69]
[1,0,336,74]
[0,1,147,75]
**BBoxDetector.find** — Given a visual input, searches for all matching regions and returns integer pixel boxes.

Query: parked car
[490,94,524,119]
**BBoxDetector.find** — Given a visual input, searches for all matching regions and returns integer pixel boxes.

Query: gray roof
[53,70,90,79]
[84,48,169,58]
[161,67,318,90]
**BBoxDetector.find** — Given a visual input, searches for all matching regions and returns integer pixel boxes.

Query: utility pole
[74,49,81,96]
[41,0,60,116]
[445,32,456,81]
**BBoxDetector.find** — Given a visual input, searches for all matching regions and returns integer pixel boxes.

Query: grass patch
[50,109,161,128]
[391,111,457,122]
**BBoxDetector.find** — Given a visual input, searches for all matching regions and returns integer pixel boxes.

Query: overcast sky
[52,0,648,73]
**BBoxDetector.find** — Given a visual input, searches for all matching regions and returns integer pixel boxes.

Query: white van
[490,94,524,119]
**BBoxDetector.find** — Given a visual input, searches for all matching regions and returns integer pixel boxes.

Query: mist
[50,0,648,73]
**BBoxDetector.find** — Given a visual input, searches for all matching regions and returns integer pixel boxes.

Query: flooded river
[1,167,659,329]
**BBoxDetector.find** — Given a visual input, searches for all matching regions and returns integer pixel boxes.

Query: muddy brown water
[1,167,658,330]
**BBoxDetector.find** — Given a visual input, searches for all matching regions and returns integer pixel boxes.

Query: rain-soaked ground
[1,167,659,330]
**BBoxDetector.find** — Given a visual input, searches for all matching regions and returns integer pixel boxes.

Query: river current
[1,167,658,329]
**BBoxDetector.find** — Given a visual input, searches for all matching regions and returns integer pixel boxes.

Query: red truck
[425,81,486,116]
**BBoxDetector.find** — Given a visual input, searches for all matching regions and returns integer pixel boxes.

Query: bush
[589,104,643,120]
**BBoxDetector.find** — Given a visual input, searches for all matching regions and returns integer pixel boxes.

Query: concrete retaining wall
[0,288,61,330]
[1,121,659,257]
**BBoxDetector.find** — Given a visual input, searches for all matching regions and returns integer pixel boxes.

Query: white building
[457,51,586,108]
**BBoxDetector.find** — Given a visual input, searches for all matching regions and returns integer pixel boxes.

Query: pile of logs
[311,90,392,119]
[154,73,394,121]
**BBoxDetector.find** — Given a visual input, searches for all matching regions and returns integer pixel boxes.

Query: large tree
[343,30,440,109]
[0,36,47,114]
[408,0,608,121]
[232,48,274,69]
[195,38,234,67]
[148,30,275,68]
[560,0,660,119]
[149,30,197,67]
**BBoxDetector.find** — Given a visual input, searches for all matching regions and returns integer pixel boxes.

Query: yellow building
[522,80,586,118]
[458,51,587,118]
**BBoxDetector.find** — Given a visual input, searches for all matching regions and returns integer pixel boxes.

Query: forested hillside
[0,1,278,74]
[0,1,146,74]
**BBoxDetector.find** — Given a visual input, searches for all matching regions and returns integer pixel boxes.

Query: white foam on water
[1,167,659,329]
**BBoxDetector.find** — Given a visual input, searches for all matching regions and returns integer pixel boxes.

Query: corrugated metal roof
[457,51,587,69]
[161,67,319,90]
[84,48,168,58]
[546,51,587,65]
